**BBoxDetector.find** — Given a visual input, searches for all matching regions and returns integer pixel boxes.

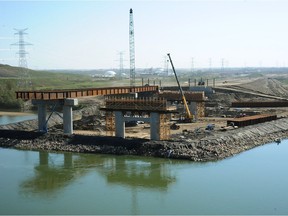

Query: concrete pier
[150,112,160,140]
[115,111,125,138]
[113,111,161,140]
[102,97,174,141]
[63,99,78,135]
[38,103,47,132]
[32,98,78,135]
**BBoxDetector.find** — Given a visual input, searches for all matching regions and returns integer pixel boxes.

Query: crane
[129,8,135,87]
[167,53,193,123]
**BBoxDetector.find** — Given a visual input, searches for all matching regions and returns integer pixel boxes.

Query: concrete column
[32,100,47,132]
[63,98,78,135]
[115,111,125,138]
[38,102,47,132]
[150,112,160,140]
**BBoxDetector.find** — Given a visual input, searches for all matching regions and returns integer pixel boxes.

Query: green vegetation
[0,80,23,109]
[0,64,132,109]
[2,63,288,109]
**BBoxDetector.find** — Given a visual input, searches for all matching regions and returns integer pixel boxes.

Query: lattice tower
[129,8,136,87]
[11,28,33,89]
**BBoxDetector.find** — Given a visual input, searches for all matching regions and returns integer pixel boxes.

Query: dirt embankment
[0,117,287,161]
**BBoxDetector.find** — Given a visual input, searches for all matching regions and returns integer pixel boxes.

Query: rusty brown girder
[232,101,288,108]
[16,86,159,100]
[159,91,206,102]
[227,114,277,127]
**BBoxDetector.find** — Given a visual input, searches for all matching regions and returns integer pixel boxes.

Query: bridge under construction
[16,86,159,137]
[15,85,207,141]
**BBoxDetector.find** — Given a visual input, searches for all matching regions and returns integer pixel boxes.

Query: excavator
[167,53,193,123]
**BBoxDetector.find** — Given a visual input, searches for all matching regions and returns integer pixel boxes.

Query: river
[0,115,288,215]
[0,112,37,126]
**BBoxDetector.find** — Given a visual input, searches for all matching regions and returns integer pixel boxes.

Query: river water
[0,115,288,215]
[0,112,36,126]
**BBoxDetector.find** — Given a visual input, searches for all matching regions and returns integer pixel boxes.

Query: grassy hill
[0,64,123,109]
[0,64,126,90]
[0,64,27,77]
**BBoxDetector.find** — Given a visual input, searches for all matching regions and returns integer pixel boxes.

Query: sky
[0,0,288,70]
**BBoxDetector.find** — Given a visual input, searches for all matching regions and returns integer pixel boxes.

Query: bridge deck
[16,86,158,100]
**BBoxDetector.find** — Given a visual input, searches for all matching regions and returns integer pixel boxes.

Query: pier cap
[64,98,78,106]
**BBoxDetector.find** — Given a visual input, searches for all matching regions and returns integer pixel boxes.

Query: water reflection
[20,151,182,196]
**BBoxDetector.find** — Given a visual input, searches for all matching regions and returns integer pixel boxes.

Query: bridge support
[113,111,160,140]
[150,112,160,140]
[38,102,47,132]
[63,99,78,135]
[115,111,125,138]
[32,98,78,135]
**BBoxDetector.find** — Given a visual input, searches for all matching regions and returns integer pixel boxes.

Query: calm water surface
[0,113,36,125]
[0,115,288,215]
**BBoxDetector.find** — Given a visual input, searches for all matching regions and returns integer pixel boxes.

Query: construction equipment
[167,53,193,122]
[170,123,180,130]
[198,77,205,86]
[205,124,215,131]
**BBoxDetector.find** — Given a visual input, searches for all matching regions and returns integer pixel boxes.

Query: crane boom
[129,8,135,87]
[167,53,193,122]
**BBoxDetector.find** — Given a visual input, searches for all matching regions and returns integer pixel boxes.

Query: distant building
[104,71,116,77]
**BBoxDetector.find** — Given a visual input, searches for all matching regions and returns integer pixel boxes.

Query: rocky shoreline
[1,116,288,161]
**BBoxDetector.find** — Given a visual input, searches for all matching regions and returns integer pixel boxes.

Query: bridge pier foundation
[38,102,47,132]
[32,98,78,135]
[63,99,78,135]
[115,111,125,138]
[113,111,161,141]
[150,112,160,140]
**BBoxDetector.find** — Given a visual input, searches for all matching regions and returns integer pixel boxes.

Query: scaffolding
[159,113,170,140]
[103,97,175,140]
[196,102,205,118]
[104,96,167,111]
[105,111,115,136]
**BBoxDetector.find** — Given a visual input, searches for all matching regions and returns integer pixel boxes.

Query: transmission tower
[11,28,33,88]
[191,57,194,73]
[11,28,32,68]
[129,8,136,87]
[117,51,125,78]
[221,58,225,71]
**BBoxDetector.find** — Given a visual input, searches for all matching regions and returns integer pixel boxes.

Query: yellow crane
[167,53,193,122]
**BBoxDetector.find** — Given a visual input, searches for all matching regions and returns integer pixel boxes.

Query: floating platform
[227,114,277,127]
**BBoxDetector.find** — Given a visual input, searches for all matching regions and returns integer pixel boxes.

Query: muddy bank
[0,117,288,161]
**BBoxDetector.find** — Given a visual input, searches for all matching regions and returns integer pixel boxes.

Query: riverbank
[0,111,35,116]
[1,117,288,161]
